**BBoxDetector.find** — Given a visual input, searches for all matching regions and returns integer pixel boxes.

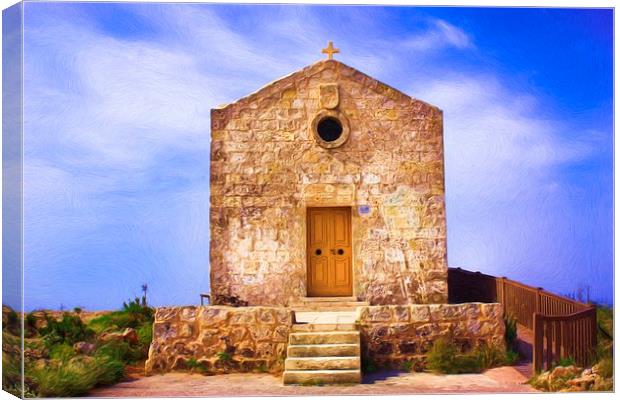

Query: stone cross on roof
[321,41,340,60]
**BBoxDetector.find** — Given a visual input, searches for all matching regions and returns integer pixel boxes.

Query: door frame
[305,206,353,297]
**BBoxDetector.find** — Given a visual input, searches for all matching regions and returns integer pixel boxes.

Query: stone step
[294,311,357,325]
[291,323,357,332]
[285,356,360,370]
[283,369,361,385]
[290,301,368,310]
[298,297,358,302]
[289,331,360,345]
[287,343,360,357]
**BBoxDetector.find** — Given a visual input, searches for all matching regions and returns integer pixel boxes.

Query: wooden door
[307,207,352,297]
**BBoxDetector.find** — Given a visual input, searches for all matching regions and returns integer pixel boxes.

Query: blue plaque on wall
[358,205,371,216]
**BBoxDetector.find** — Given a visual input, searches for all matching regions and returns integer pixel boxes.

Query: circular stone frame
[310,109,351,149]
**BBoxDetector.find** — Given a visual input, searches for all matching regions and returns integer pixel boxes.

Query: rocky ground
[529,363,613,392]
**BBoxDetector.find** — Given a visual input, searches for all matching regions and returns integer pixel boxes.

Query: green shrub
[505,349,520,365]
[477,343,508,370]
[504,314,518,350]
[30,356,124,397]
[185,358,209,373]
[554,356,576,368]
[596,357,613,379]
[40,313,95,346]
[426,338,460,373]
[451,354,484,374]
[122,297,147,313]
[31,362,92,397]
[596,306,613,338]
[137,323,153,347]
[361,357,377,373]
[254,363,268,373]
[400,359,414,372]
[88,300,153,334]
[591,378,613,392]
[426,339,511,374]
[25,313,37,330]
[7,309,18,326]
[6,309,20,336]
[49,343,76,361]
[42,331,63,349]
[121,298,154,325]
[93,357,125,385]
[95,341,144,363]
[88,312,119,335]
[216,351,232,362]
[95,341,128,361]
[596,339,613,360]
[2,349,22,397]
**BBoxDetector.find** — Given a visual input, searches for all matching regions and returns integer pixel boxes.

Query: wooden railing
[448,267,597,372]
[497,277,591,331]
[533,307,597,372]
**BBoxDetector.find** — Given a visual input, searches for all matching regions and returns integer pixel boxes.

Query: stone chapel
[209,43,448,307]
[146,45,506,381]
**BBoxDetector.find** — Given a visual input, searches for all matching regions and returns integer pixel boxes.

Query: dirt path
[90,363,537,397]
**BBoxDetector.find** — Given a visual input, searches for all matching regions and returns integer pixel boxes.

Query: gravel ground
[89,362,537,397]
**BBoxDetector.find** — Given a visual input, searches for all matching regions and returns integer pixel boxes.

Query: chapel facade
[209,46,448,307]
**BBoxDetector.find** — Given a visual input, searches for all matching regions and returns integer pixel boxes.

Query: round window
[317,117,343,142]
[310,110,350,148]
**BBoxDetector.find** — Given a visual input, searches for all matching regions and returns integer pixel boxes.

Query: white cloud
[410,71,607,295]
[402,19,474,51]
[414,73,595,202]
[25,30,217,169]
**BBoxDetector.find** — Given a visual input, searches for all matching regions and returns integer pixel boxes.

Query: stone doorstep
[294,311,357,325]
[289,331,360,345]
[290,304,366,312]
[291,300,369,306]
[285,356,360,370]
[291,323,357,332]
[287,343,361,357]
[298,297,358,302]
[290,297,369,312]
[282,369,362,385]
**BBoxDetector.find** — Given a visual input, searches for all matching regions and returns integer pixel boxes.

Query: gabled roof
[213,59,440,113]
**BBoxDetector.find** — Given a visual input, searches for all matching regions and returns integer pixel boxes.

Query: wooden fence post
[533,312,543,374]
[553,321,561,366]
[535,287,542,314]
[589,305,597,364]
[500,277,507,315]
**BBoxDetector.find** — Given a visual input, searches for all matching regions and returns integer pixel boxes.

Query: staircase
[283,298,365,385]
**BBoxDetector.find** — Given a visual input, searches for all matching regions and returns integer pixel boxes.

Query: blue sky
[12,3,613,310]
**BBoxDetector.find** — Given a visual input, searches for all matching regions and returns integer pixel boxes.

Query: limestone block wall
[357,303,505,370]
[145,306,294,374]
[210,59,447,306]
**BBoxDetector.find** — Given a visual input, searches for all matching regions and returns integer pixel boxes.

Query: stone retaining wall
[357,303,505,370]
[145,306,294,374]
[146,303,504,375]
